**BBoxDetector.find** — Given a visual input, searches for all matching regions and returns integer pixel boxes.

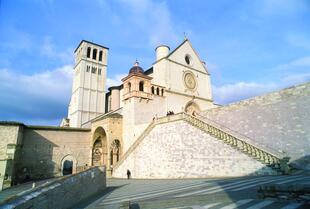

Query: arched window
[139,81,144,91]
[92,49,97,60]
[156,87,159,95]
[151,86,155,94]
[161,89,164,96]
[87,47,91,58]
[128,82,131,92]
[99,51,103,61]
[110,150,113,165]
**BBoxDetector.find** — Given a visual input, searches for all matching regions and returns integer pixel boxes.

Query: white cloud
[0,65,73,102]
[0,65,73,125]
[213,82,278,104]
[41,36,73,63]
[119,0,179,47]
[271,56,310,71]
[285,34,310,50]
[213,55,310,104]
[106,73,127,87]
[282,73,310,85]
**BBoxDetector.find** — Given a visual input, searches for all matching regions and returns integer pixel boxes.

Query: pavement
[74,174,310,209]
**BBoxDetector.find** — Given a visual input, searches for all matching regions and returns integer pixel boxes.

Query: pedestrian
[127,169,131,179]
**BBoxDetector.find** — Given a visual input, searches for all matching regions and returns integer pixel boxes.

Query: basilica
[0,38,309,190]
[64,38,215,168]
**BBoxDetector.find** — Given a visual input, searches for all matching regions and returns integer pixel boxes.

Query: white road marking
[245,200,274,209]
[277,176,310,184]
[100,181,214,202]
[202,202,222,208]
[99,175,306,206]
[220,199,253,209]
[191,206,206,209]
[100,182,216,205]
[199,176,292,195]
[230,175,307,191]
[174,176,274,197]
[280,203,303,209]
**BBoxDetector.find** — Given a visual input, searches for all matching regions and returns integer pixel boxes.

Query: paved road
[75,175,310,209]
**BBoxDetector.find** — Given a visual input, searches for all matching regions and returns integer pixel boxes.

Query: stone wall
[15,126,91,182]
[0,123,23,190]
[122,96,166,153]
[113,120,276,178]
[1,166,106,209]
[201,82,310,170]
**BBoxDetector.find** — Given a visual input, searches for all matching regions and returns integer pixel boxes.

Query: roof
[74,40,109,53]
[0,121,24,126]
[144,67,153,75]
[90,108,123,123]
[0,121,91,131]
[153,38,209,74]
[108,84,124,91]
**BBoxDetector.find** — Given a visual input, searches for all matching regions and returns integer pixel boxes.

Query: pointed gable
[167,39,209,74]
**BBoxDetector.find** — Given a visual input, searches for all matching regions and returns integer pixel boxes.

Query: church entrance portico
[92,127,107,166]
[185,101,200,115]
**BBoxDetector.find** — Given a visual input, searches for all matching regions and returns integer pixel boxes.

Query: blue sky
[0,0,309,125]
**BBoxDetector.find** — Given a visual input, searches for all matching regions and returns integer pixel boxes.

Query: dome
[129,61,144,74]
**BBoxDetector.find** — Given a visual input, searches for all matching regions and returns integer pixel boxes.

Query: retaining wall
[1,166,106,209]
[201,82,310,170]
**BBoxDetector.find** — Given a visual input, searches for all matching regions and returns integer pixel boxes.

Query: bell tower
[68,40,109,127]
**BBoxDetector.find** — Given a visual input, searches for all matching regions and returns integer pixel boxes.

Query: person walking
[127,169,131,179]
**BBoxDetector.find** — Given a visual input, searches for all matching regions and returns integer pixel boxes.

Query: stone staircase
[113,112,290,174]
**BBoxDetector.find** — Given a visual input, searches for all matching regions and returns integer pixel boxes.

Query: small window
[128,82,131,92]
[185,54,191,65]
[156,87,159,95]
[87,47,91,58]
[151,86,155,94]
[93,49,97,60]
[161,89,164,96]
[99,51,103,61]
[139,81,144,91]
[98,68,101,75]
[92,67,97,74]
[86,65,90,72]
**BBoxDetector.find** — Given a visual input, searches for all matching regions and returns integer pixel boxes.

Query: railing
[196,113,284,156]
[113,112,290,173]
[182,113,289,170]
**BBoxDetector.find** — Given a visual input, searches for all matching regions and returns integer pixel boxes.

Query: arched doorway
[110,139,121,166]
[92,127,107,166]
[185,101,200,115]
[63,160,73,175]
[61,155,76,176]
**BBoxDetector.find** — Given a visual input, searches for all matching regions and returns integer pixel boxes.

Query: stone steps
[113,112,290,175]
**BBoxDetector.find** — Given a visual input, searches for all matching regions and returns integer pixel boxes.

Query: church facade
[0,38,309,190]
[65,39,215,166]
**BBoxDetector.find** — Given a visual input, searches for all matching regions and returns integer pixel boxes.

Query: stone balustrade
[113,112,290,174]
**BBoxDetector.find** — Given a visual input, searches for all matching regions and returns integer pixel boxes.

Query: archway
[110,139,121,166]
[185,101,200,115]
[63,160,73,175]
[92,127,107,166]
[61,155,76,176]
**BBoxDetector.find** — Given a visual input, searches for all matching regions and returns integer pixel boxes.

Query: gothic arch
[60,154,77,176]
[185,101,200,115]
[92,127,107,166]
[110,139,121,166]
